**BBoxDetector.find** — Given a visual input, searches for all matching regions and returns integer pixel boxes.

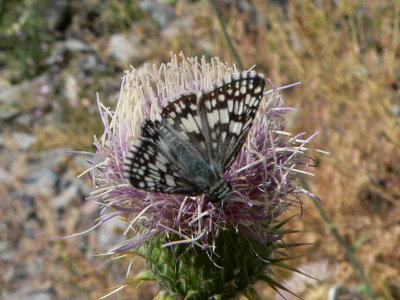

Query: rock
[64,74,79,106]
[10,191,35,212]
[0,104,20,121]
[27,256,45,278]
[138,0,175,28]
[54,167,91,209]
[24,291,52,300]
[81,54,98,72]
[61,167,91,194]
[0,240,13,262]
[43,0,70,32]
[2,287,52,300]
[162,17,192,39]
[46,38,89,67]
[72,151,94,169]
[97,215,124,248]
[390,104,400,116]
[0,74,52,106]
[12,132,36,150]
[64,38,90,52]
[0,241,13,261]
[14,113,34,127]
[0,82,22,105]
[38,147,69,170]
[54,182,79,209]
[24,219,39,239]
[46,41,67,65]
[108,34,150,65]
[108,34,137,65]
[328,284,366,300]
[0,167,11,184]
[26,168,58,193]
[0,75,55,126]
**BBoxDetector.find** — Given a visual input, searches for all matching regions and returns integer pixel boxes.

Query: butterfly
[123,71,265,202]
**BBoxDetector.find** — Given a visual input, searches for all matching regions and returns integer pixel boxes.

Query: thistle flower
[75,53,324,299]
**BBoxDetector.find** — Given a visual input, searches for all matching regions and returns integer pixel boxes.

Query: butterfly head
[207,179,232,203]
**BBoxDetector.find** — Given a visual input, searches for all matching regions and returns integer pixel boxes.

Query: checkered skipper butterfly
[123,71,265,202]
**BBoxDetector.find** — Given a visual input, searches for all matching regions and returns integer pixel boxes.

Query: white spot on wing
[229,121,243,134]
[234,100,239,114]
[147,181,155,188]
[157,154,168,165]
[181,114,200,134]
[228,100,234,112]
[238,101,244,114]
[245,94,251,105]
[220,109,229,124]
[165,174,176,186]
[207,110,219,128]
[221,131,227,141]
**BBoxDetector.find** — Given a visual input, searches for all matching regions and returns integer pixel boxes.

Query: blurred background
[0,0,399,299]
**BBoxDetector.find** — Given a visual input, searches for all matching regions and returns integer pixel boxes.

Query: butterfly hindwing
[123,120,200,195]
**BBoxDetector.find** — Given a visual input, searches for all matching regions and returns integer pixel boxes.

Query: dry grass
[240,1,400,299]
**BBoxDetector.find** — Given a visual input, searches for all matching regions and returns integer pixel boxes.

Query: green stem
[301,180,378,299]
[207,0,244,70]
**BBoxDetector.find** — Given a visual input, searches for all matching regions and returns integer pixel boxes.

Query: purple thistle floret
[76,53,324,256]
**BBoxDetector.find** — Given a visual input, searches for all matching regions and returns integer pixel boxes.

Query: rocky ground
[0,2,164,299]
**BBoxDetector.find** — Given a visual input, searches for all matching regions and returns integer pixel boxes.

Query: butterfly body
[163,126,231,202]
[123,71,265,202]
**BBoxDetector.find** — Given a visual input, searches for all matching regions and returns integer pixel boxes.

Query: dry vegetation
[1,0,399,299]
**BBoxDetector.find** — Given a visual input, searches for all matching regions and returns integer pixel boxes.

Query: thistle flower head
[80,53,322,298]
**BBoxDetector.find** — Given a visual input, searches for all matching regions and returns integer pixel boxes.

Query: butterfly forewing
[198,71,265,170]
[160,93,210,161]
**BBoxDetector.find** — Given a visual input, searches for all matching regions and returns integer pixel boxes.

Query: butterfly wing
[123,119,201,195]
[160,93,211,161]
[123,71,265,196]
[198,71,265,170]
